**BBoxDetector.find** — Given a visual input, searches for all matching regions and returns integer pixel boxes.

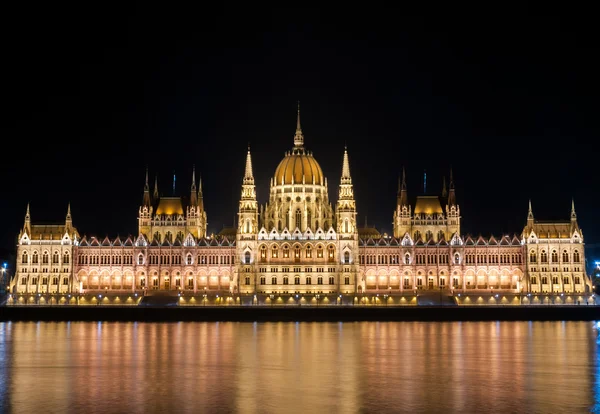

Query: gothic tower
[138,169,153,237]
[236,146,259,293]
[393,167,411,238]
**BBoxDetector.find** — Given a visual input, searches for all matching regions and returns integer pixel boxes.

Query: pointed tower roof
[143,168,151,206]
[66,202,72,222]
[527,199,534,221]
[341,145,351,183]
[398,167,408,207]
[447,168,456,206]
[24,203,31,235]
[153,174,159,201]
[198,174,204,211]
[190,165,198,206]
[293,101,304,148]
[244,145,254,182]
[571,198,576,220]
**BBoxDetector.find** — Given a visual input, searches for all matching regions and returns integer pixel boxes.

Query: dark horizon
[1,11,599,267]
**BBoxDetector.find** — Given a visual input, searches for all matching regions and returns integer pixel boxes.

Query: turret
[153,174,159,203]
[65,203,72,234]
[142,168,151,207]
[23,203,31,236]
[190,166,198,207]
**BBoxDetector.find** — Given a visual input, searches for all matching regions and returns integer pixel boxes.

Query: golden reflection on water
[0,321,598,413]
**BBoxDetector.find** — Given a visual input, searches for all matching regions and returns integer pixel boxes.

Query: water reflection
[0,321,597,413]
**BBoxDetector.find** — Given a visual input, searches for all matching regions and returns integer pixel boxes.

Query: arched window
[32,252,38,264]
[268,221,274,230]
[551,250,558,263]
[562,250,569,262]
[315,220,319,230]
[271,276,277,285]
[165,231,172,243]
[296,209,302,230]
[42,252,49,264]
[425,231,433,241]
[344,219,349,233]
[244,251,251,264]
[21,252,28,264]
[438,231,445,241]
[404,253,410,265]
[63,253,69,264]
[245,219,251,233]
[454,253,460,264]
[344,251,350,264]
[278,220,282,232]
[307,210,312,229]
[529,250,537,263]
[186,254,192,265]
[306,276,312,284]
[574,250,580,263]
[540,250,548,263]
[271,245,278,258]
[323,221,329,230]
[260,245,267,259]
[328,245,335,259]
[138,254,144,265]
[295,245,301,258]
[317,246,323,258]
[154,232,161,242]
[177,231,184,241]
[283,276,289,285]
[414,231,421,240]
[306,246,312,258]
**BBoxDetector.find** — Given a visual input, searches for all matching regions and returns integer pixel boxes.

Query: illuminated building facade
[9,108,592,303]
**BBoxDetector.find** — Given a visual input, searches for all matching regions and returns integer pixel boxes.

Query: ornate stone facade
[9,107,592,304]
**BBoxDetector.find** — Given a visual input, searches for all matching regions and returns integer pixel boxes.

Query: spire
[527,199,534,221]
[423,169,427,194]
[398,167,408,207]
[143,168,151,206]
[24,203,31,235]
[571,198,577,220]
[197,175,204,211]
[244,145,254,182]
[65,203,72,232]
[448,168,456,206]
[341,146,351,181]
[441,176,447,198]
[190,166,198,206]
[293,101,304,148]
[153,174,159,201]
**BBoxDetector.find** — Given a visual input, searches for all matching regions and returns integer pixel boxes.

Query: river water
[0,321,599,413]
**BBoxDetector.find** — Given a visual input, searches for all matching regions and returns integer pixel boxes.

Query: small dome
[274,149,324,186]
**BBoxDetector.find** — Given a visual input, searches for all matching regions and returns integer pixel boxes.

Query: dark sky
[1,10,599,265]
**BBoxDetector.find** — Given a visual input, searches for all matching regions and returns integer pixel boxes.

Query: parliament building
[8,108,592,305]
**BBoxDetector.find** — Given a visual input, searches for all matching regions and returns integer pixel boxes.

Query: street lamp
[315,293,320,307]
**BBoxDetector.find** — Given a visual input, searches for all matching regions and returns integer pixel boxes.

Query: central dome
[274,149,324,186]
[273,104,325,186]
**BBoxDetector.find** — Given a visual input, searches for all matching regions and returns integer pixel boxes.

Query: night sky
[1,10,599,267]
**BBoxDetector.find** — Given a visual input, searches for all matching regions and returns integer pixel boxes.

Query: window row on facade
[529,250,581,263]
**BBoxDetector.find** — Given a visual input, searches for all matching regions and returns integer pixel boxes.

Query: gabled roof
[500,235,510,245]
[90,237,100,246]
[476,236,487,246]
[79,236,89,246]
[113,237,122,246]
[377,238,388,246]
[464,236,475,246]
[366,237,376,246]
[389,237,399,246]
[124,236,134,246]
[511,235,522,245]
[438,238,448,246]
[488,236,497,245]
